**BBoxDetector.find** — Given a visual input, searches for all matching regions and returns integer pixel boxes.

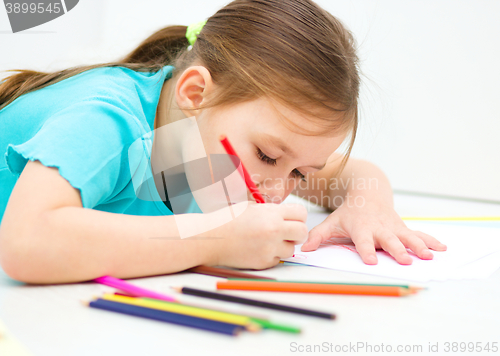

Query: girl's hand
[211,202,308,269]
[300,202,447,265]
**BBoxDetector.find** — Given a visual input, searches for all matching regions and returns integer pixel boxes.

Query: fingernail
[366,255,377,264]
[422,249,433,259]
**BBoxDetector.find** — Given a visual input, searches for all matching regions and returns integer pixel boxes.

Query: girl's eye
[256,147,277,166]
[291,169,307,182]
[256,147,307,182]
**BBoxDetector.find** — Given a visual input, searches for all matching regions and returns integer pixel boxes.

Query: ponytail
[0,25,189,111]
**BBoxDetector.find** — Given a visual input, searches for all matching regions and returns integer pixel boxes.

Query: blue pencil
[87,298,244,336]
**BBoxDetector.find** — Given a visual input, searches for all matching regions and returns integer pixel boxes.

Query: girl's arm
[0,160,307,284]
[0,160,219,284]
[292,153,446,264]
[292,153,393,211]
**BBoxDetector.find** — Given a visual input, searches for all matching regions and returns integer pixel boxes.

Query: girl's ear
[175,65,214,118]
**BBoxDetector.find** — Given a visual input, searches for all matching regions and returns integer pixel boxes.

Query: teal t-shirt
[0,65,201,223]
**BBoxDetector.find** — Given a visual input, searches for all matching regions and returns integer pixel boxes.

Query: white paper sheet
[284,214,500,282]
[433,250,500,281]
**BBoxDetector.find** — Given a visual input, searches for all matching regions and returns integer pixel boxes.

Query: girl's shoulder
[45,65,174,113]
[0,65,174,134]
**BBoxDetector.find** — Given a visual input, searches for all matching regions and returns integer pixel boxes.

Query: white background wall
[1,0,499,203]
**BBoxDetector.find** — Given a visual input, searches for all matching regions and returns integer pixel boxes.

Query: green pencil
[227,278,425,292]
[141,297,301,334]
[251,318,301,334]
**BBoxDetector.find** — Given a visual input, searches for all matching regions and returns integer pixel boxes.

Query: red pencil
[219,135,266,203]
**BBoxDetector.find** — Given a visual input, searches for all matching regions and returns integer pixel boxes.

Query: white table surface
[1,193,500,356]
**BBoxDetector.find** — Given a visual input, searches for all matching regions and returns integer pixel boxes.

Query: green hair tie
[186,20,207,46]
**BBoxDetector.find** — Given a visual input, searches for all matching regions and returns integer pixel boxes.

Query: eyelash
[256,147,307,182]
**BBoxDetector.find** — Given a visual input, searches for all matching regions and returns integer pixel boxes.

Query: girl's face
[193,97,347,205]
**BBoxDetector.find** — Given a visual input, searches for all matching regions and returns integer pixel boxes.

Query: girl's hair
[0,0,359,173]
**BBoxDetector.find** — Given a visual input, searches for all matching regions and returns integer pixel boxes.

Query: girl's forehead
[215,96,350,140]
[263,98,349,138]
[246,101,347,153]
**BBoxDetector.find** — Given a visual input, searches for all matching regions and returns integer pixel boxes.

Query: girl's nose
[256,179,285,204]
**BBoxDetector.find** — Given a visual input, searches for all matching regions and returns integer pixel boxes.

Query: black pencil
[173,287,336,320]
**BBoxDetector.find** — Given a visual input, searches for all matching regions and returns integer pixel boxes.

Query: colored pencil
[187,266,276,280]
[139,297,300,334]
[227,278,424,292]
[402,216,500,221]
[94,276,176,302]
[112,292,271,320]
[85,298,243,336]
[101,293,261,331]
[219,135,266,203]
[249,318,301,334]
[137,296,301,334]
[217,280,412,297]
[108,293,300,333]
[173,287,336,319]
[114,292,135,297]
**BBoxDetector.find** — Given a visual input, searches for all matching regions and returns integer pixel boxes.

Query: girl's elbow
[0,231,46,284]
[0,236,24,282]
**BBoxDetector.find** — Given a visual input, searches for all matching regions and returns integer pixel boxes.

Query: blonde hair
[0,0,360,172]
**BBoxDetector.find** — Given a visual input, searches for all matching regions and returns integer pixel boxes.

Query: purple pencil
[94,276,176,302]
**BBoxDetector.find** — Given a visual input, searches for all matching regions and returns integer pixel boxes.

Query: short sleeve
[4,98,147,209]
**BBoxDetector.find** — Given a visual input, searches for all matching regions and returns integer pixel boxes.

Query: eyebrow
[261,133,327,170]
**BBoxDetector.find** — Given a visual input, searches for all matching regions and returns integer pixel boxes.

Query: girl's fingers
[413,230,447,251]
[376,230,413,265]
[350,229,378,265]
[279,240,297,259]
[397,231,434,260]
[282,221,308,244]
[280,203,308,222]
[300,220,332,251]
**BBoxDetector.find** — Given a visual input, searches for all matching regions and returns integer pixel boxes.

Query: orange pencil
[216,280,413,297]
[219,135,266,203]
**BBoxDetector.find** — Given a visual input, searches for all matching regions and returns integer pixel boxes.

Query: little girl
[0,0,446,284]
